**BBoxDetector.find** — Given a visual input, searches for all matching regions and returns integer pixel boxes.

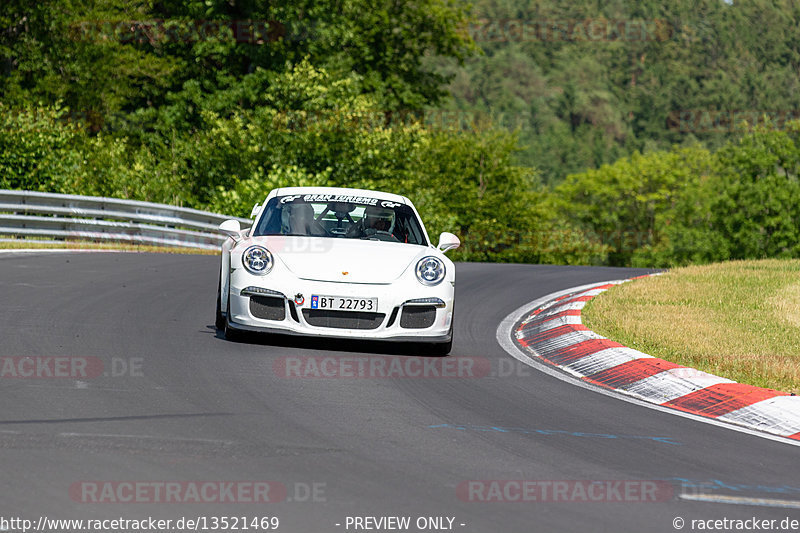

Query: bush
[554,146,717,266]
[0,104,83,193]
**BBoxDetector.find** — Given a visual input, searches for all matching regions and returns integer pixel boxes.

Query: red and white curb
[497,277,800,444]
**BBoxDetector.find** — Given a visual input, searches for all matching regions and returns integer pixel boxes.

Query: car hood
[257,236,429,284]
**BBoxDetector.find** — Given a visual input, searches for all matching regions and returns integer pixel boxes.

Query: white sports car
[216,187,460,354]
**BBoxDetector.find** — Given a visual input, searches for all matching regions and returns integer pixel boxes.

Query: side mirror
[249,203,261,219]
[437,232,460,253]
[219,219,242,240]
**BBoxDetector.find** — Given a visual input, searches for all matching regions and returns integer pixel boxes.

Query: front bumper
[226,272,454,343]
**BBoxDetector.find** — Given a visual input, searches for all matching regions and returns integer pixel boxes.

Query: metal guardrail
[0,190,252,250]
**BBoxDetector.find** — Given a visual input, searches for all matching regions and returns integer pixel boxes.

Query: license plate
[310,295,377,311]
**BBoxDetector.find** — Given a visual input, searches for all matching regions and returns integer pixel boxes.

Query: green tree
[555,145,717,266]
[0,104,83,192]
[712,122,800,260]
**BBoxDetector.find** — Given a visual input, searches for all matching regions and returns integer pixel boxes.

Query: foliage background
[3,0,800,266]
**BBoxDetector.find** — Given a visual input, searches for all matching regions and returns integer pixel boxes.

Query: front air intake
[249,295,286,321]
[302,310,385,330]
[399,306,436,329]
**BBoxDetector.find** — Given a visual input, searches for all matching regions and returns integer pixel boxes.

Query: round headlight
[415,256,445,286]
[242,246,273,275]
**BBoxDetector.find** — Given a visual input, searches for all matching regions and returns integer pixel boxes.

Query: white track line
[679,493,800,509]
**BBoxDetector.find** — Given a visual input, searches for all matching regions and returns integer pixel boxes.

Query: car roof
[270,186,410,205]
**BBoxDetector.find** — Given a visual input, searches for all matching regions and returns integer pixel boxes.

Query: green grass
[582,259,800,394]
[0,240,218,255]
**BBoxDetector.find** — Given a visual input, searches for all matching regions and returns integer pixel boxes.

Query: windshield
[252,194,428,246]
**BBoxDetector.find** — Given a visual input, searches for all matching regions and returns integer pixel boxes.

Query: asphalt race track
[1,252,798,532]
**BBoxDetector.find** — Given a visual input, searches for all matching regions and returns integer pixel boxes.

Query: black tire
[429,326,453,356]
[428,340,452,356]
[223,294,241,341]
[429,301,455,356]
[215,270,226,331]
[425,315,454,356]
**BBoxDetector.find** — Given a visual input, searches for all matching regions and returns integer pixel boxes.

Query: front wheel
[430,303,456,356]
[427,319,454,356]
[215,271,226,331]
[428,337,452,356]
[223,295,242,341]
